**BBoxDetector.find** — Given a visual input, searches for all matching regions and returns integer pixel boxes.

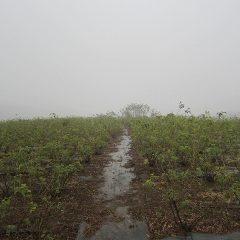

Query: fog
[0,0,240,119]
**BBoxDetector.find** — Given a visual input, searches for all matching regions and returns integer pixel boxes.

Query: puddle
[161,232,240,240]
[99,129,135,200]
[76,129,149,240]
[76,206,148,240]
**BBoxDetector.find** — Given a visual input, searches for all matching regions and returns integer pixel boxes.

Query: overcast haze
[0,0,240,119]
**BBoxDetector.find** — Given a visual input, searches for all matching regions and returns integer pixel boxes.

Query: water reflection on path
[76,129,149,240]
[99,129,134,200]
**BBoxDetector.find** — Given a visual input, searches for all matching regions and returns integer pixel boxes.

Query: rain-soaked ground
[161,232,240,240]
[76,129,149,240]
[76,129,240,240]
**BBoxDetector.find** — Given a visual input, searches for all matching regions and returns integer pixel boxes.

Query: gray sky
[0,0,240,119]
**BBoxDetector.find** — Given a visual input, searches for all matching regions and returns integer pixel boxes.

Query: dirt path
[76,129,149,240]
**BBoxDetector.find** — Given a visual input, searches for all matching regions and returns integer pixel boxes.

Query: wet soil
[76,128,149,240]
[125,144,240,240]
[161,232,240,240]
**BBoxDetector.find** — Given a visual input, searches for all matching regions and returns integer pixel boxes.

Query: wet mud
[162,232,240,240]
[76,129,149,240]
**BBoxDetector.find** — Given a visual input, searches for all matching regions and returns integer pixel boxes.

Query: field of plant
[1,110,240,239]
[0,116,122,239]
[129,113,240,235]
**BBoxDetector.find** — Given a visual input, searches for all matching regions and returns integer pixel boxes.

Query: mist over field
[0,0,240,119]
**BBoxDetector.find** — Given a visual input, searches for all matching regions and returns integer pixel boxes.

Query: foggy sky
[0,0,240,119]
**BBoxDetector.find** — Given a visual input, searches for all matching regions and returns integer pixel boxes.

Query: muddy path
[76,128,149,240]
